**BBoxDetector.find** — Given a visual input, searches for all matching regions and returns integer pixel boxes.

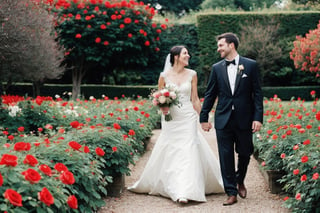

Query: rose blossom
[68,141,82,151]
[23,154,38,167]
[60,171,75,185]
[38,187,54,206]
[22,168,42,184]
[4,189,22,207]
[0,172,3,186]
[54,163,69,173]
[14,142,31,151]
[158,96,166,104]
[169,92,176,99]
[312,172,319,180]
[95,147,105,156]
[0,154,18,167]
[301,156,309,163]
[67,195,78,209]
[39,164,52,176]
[152,99,159,106]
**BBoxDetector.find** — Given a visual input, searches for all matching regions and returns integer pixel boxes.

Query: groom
[200,32,263,206]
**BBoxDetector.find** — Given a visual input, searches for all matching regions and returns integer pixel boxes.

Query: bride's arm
[158,74,165,89]
[191,73,201,115]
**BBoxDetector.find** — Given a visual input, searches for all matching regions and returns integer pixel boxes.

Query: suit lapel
[234,56,243,94]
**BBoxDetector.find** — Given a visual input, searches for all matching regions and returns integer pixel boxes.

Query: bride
[128,45,224,203]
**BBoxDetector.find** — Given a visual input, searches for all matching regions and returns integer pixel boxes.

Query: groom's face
[217,38,232,59]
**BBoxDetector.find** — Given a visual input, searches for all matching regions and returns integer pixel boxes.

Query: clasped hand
[201,122,212,132]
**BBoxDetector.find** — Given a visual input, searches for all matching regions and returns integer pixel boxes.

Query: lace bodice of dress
[160,69,196,103]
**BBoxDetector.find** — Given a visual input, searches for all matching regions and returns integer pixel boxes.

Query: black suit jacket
[200,56,263,130]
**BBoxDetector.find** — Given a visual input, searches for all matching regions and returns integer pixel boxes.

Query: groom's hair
[217,33,239,50]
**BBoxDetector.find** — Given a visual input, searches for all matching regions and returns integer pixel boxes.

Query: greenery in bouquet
[150,86,180,121]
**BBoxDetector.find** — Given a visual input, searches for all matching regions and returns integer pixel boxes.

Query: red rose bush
[254,91,320,212]
[0,93,159,212]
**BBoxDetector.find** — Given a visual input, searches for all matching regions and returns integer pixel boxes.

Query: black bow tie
[225,59,236,66]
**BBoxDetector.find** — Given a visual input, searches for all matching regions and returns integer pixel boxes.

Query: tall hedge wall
[197,11,320,86]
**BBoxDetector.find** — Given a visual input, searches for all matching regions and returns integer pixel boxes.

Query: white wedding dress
[128,70,224,202]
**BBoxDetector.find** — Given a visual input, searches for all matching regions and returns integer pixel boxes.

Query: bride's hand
[201,122,212,132]
[160,106,169,115]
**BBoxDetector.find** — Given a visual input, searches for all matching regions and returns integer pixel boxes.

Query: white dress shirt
[227,55,239,95]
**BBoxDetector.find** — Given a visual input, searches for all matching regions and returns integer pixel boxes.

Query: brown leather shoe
[238,184,247,198]
[223,195,237,206]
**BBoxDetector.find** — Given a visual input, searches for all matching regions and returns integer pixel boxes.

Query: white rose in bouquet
[158,96,167,104]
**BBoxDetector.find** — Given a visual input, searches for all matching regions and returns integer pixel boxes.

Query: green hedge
[4,83,320,101]
[196,11,320,86]
[197,11,320,68]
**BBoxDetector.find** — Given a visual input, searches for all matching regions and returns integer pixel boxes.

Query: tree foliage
[238,19,284,86]
[141,0,204,15]
[47,0,167,99]
[201,0,278,10]
[0,0,65,96]
[291,0,320,4]
[290,21,320,78]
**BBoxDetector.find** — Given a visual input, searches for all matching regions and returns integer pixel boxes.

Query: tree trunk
[32,81,42,98]
[72,57,87,100]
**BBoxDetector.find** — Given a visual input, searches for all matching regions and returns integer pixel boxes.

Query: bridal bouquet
[151,87,180,121]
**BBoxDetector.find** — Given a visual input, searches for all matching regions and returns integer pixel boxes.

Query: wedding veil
[163,53,172,73]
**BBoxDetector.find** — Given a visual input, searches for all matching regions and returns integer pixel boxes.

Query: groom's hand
[252,121,262,133]
[201,122,212,132]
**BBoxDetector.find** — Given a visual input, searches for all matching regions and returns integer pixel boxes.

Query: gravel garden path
[99,127,290,213]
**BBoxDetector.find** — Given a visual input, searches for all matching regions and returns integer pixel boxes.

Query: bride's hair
[169,45,186,66]
[162,45,187,73]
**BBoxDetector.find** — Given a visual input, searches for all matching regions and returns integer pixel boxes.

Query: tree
[291,0,320,3]
[290,20,320,78]
[201,0,278,11]
[141,0,204,15]
[0,0,65,97]
[238,19,284,85]
[49,0,167,100]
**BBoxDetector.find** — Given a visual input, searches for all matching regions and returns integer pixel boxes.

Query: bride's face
[176,48,190,67]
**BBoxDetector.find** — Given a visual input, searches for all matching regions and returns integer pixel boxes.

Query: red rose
[17,126,25,132]
[14,142,31,151]
[54,163,68,173]
[67,195,78,209]
[0,172,3,186]
[23,154,38,167]
[301,156,309,163]
[39,164,52,176]
[113,123,121,130]
[70,121,80,128]
[22,168,41,184]
[128,129,135,136]
[316,111,320,121]
[312,172,319,180]
[0,154,18,167]
[300,174,307,182]
[112,146,117,152]
[68,141,82,151]
[38,187,54,206]
[4,189,22,207]
[293,169,299,175]
[83,146,90,153]
[60,171,75,185]
[95,147,105,156]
